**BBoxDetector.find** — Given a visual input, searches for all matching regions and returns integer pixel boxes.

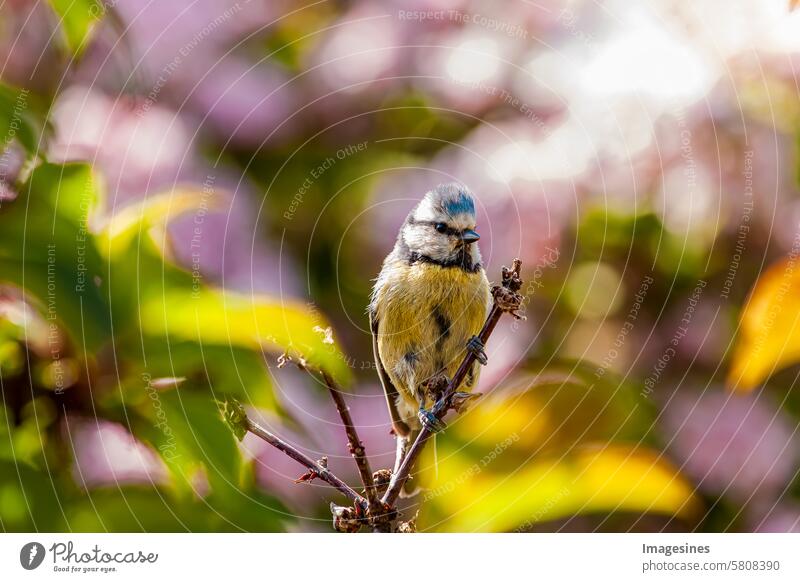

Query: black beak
[460,229,480,244]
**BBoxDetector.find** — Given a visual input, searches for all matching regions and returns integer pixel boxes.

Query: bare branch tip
[220,397,248,442]
[277,351,308,370]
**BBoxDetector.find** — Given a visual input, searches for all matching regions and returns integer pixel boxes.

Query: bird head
[400,183,482,266]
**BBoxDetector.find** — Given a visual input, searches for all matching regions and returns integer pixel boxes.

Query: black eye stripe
[410,219,465,236]
[431,222,459,236]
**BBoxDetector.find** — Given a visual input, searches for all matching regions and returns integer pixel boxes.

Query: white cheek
[405,227,453,259]
[404,228,429,250]
[469,243,482,264]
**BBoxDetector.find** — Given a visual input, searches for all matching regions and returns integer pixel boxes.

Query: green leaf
[129,340,283,412]
[419,443,701,532]
[0,460,66,531]
[98,187,350,382]
[134,388,241,498]
[0,162,111,351]
[0,82,50,159]
[69,487,210,532]
[68,484,288,532]
[46,0,105,58]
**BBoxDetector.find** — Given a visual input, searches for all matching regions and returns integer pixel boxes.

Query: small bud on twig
[277,351,308,370]
[330,503,362,533]
[369,469,393,495]
[397,512,418,533]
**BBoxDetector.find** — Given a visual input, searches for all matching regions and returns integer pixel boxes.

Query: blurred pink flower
[752,502,800,533]
[662,390,798,503]
[113,0,298,147]
[188,58,296,147]
[667,300,733,368]
[65,416,168,489]
[167,181,303,296]
[50,85,197,203]
[115,0,283,76]
[0,1,60,90]
[313,6,403,94]
[49,85,302,295]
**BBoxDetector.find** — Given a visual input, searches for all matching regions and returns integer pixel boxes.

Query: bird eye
[434,223,448,234]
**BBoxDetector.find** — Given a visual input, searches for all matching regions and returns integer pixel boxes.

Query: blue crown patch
[442,189,475,216]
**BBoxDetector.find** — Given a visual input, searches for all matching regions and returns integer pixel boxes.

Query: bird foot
[466,335,488,365]
[418,407,446,433]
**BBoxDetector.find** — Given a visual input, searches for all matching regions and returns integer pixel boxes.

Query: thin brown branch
[245,417,368,510]
[319,369,381,513]
[274,354,380,511]
[381,259,525,509]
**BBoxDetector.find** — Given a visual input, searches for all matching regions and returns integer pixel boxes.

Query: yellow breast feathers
[374,261,490,409]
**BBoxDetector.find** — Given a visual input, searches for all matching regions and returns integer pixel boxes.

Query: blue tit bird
[369,183,491,451]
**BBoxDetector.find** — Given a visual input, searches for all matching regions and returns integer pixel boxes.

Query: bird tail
[396,429,423,498]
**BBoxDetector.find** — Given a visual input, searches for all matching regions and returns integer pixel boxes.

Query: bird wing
[370,311,411,437]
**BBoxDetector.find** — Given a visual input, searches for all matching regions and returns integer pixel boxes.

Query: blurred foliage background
[1,0,800,532]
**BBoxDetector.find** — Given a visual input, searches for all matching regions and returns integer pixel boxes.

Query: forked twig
[246,417,367,508]
[319,369,381,513]
[222,399,367,510]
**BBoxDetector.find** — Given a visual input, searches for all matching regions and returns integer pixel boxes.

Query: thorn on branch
[348,443,365,457]
[451,391,482,412]
[294,470,317,484]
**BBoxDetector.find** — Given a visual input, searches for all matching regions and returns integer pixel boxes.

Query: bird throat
[408,247,481,273]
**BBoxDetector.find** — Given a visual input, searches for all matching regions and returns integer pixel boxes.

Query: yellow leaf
[418,443,700,532]
[414,369,700,531]
[97,187,220,258]
[728,257,800,392]
[139,289,351,384]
